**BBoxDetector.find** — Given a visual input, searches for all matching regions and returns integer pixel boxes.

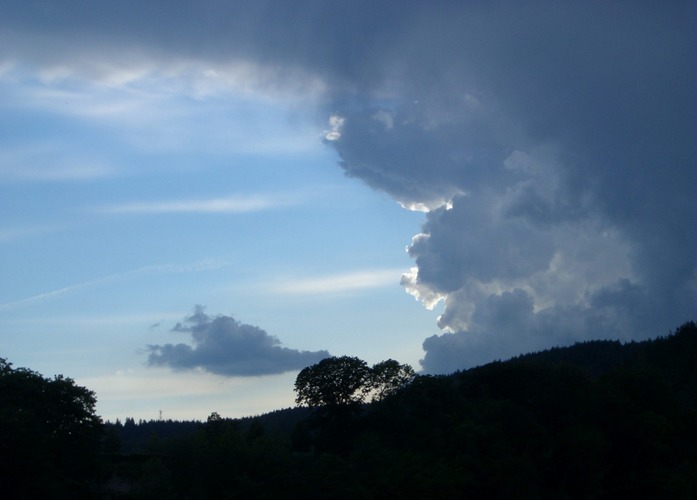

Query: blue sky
[0,28,436,420]
[2,1,696,421]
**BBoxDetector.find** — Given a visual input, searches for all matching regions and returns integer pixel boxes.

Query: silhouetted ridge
[8,322,697,498]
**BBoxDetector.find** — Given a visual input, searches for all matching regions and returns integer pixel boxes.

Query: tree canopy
[294,356,371,409]
[0,357,103,497]
[294,356,415,410]
[370,359,416,401]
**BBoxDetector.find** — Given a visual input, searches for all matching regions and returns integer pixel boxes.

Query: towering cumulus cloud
[321,2,697,371]
[148,306,329,376]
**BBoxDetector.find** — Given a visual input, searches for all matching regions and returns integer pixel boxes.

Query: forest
[3,322,697,498]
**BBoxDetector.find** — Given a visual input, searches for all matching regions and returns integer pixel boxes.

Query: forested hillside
[3,322,697,498]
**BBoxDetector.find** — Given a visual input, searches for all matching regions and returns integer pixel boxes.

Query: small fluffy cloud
[147,306,330,376]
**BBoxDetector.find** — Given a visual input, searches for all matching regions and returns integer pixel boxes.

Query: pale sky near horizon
[2,1,696,422]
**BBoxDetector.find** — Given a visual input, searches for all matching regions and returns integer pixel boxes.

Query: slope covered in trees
[4,322,697,498]
[360,322,697,498]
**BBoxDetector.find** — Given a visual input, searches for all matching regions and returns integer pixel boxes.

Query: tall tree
[294,356,416,410]
[369,359,416,401]
[294,356,371,411]
[0,358,103,497]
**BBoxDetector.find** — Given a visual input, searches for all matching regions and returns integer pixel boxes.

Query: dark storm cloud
[0,0,400,92]
[6,1,697,372]
[147,306,329,376]
[321,3,697,372]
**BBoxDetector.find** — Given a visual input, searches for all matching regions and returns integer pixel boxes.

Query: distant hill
[104,322,697,498]
[356,321,697,498]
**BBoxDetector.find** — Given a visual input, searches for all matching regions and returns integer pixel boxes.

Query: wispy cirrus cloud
[0,161,113,182]
[0,224,63,243]
[96,194,298,215]
[0,259,227,311]
[1,56,327,150]
[269,268,404,295]
[0,143,114,182]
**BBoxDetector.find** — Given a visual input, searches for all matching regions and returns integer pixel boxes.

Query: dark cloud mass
[147,307,329,376]
[5,1,697,373]
[324,2,697,372]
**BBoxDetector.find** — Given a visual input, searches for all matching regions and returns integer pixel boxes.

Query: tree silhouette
[294,356,416,413]
[369,359,416,401]
[0,357,102,497]
[294,356,371,411]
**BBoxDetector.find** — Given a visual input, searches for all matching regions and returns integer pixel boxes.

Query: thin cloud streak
[0,224,62,243]
[0,259,227,310]
[0,144,114,182]
[98,194,299,214]
[1,68,325,158]
[1,312,184,328]
[2,55,326,104]
[269,269,405,295]
[0,162,113,181]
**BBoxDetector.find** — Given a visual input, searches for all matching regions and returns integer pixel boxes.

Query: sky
[1,1,696,422]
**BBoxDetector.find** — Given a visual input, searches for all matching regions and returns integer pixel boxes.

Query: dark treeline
[3,322,697,498]
[108,407,312,455]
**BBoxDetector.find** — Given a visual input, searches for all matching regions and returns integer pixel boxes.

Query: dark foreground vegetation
[4,322,697,498]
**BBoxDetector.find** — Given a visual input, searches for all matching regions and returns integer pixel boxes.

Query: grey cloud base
[147,306,329,376]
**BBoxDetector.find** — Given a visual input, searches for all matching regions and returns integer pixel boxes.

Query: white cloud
[97,194,298,214]
[1,62,326,160]
[323,114,344,141]
[270,268,404,295]
[401,267,445,310]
